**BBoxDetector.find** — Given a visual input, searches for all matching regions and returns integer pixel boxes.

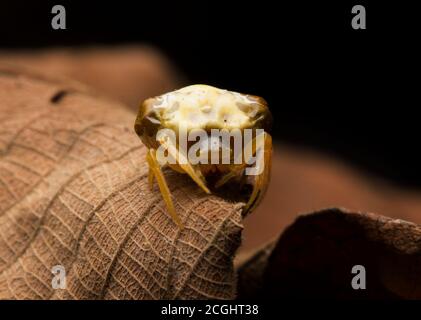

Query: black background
[0,1,419,187]
[0,299,416,319]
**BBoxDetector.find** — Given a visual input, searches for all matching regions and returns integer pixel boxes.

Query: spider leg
[148,166,154,190]
[215,131,265,188]
[239,171,247,190]
[214,164,245,188]
[146,149,183,228]
[158,135,211,194]
[243,132,272,215]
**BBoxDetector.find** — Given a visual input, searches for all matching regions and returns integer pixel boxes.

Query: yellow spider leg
[243,133,272,214]
[158,136,211,194]
[146,149,183,229]
[148,167,154,190]
[215,132,265,188]
[167,163,186,173]
[214,164,245,188]
[148,159,185,189]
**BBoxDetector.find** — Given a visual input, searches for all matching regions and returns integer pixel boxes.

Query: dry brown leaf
[0,46,181,110]
[0,66,244,300]
[235,240,276,299]
[237,208,421,299]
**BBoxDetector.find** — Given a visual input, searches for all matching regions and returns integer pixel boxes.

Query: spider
[134,84,272,228]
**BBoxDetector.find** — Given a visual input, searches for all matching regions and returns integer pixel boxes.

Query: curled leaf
[237,208,421,299]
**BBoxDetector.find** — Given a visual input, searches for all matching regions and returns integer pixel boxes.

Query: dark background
[0,1,419,187]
